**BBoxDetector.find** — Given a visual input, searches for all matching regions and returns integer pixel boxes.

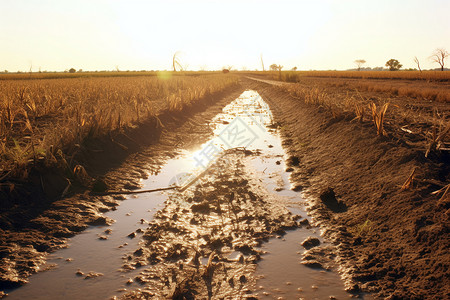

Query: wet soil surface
[113,90,353,299]
[2,88,358,299]
[0,84,245,293]
[247,78,450,299]
[120,150,298,299]
[2,76,449,299]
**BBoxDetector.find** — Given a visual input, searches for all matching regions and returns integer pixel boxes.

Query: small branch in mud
[401,167,416,190]
[92,149,259,196]
[90,186,178,196]
[178,166,213,192]
[432,183,450,202]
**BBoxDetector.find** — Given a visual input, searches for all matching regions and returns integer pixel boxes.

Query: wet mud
[0,84,245,293]
[247,78,449,299]
[3,88,356,299]
[3,76,447,299]
[120,151,298,299]
[114,90,354,299]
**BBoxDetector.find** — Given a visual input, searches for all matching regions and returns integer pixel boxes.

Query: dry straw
[370,102,389,136]
[0,74,237,175]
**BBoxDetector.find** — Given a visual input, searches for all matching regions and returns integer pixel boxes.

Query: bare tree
[430,48,449,71]
[413,57,422,72]
[260,54,265,71]
[172,51,184,72]
[29,62,33,79]
[354,59,366,71]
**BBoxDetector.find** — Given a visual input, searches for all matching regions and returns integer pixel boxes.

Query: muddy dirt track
[1,76,450,299]
[247,77,450,299]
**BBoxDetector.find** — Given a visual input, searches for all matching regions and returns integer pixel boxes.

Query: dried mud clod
[301,245,337,270]
[84,271,104,280]
[121,153,298,299]
[301,236,321,250]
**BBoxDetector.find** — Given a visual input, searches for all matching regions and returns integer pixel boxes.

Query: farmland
[248,70,450,102]
[275,70,450,81]
[0,71,449,299]
[2,0,449,298]
[0,73,238,175]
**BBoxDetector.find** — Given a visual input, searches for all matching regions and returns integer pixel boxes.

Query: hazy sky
[1,0,449,71]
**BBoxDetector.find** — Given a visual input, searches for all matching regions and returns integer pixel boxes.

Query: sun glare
[0,0,449,71]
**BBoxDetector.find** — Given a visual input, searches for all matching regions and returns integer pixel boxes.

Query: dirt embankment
[247,78,449,299]
[0,82,245,291]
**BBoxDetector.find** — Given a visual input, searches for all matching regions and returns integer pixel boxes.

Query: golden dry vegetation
[277,70,450,81]
[245,70,450,102]
[0,74,238,174]
[278,77,450,154]
[331,79,450,103]
[0,70,219,81]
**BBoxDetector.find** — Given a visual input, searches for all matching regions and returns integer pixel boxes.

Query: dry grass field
[246,73,450,160]
[0,73,238,176]
[286,70,450,81]
[246,70,450,102]
[0,70,218,81]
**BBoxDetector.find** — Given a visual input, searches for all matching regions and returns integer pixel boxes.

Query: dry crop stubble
[0,74,238,176]
[279,78,449,149]
[271,70,450,81]
[248,70,450,102]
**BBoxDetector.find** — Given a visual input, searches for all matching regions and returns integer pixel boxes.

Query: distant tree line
[354,48,448,71]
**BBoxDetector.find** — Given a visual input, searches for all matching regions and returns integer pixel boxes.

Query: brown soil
[246,77,450,299]
[1,75,449,299]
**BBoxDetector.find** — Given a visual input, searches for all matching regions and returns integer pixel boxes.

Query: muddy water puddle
[248,156,350,299]
[7,90,355,299]
[4,162,178,299]
[239,111,352,299]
